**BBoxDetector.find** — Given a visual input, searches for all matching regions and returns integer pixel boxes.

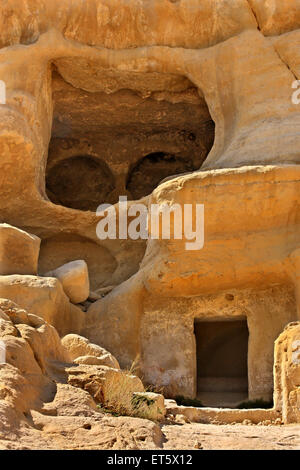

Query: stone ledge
[166,403,280,425]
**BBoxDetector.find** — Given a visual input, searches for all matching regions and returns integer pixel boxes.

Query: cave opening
[46,155,115,211]
[126,151,197,200]
[46,68,215,211]
[195,319,249,408]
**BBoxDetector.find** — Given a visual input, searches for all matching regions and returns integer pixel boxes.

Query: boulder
[0,316,18,338]
[39,383,98,417]
[0,224,40,275]
[62,334,120,369]
[0,276,85,336]
[0,299,29,325]
[46,260,89,304]
[0,300,69,412]
[67,364,144,415]
[132,392,166,421]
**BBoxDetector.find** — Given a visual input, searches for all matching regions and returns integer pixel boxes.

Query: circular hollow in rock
[46,155,115,211]
[126,152,196,200]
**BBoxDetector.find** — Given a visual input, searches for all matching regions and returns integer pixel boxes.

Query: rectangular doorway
[195,319,249,407]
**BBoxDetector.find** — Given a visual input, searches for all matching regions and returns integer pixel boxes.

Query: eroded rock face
[0,277,85,336]
[274,322,300,424]
[46,260,90,304]
[85,166,300,400]
[62,333,120,369]
[0,224,40,276]
[0,301,163,449]
[0,0,300,434]
[1,1,300,293]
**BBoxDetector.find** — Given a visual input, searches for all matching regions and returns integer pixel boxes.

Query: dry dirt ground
[1,411,300,450]
[161,423,300,450]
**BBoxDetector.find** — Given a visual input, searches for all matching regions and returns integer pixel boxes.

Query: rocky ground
[0,226,300,451]
[1,405,300,450]
[162,423,300,450]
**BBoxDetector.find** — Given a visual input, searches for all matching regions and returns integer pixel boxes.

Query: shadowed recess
[46,155,115,211]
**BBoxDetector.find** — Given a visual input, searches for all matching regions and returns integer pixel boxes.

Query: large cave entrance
[46,68,215,210]
[195,319,249,408]
[42,66,215,289]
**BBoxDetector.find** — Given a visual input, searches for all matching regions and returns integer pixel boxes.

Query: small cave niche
[39,233,117,290]
[126,152,196,200]
[46,155,115,212]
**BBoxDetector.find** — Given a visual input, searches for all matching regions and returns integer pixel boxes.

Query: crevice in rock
[272,45,299,82]
[246,1,261,32]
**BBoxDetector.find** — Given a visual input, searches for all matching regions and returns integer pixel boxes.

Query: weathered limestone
[0,224,40,275]
[67,364,144,415]
[46,260,90,304]
[85,165,300,399]
[0,0,300,441]
[0,4,300,295]
[0,302,68,412]
[165,401,280,425]
[0,277,85,336]
[0,315,18,338]
[62,333,120,369]
[0,0,257,50]
[0,338,6,363]
[274,322,300,424]
[132,392,166,422]
[287,249,300,318]
[0,302,164,449]
[248,0,300,36]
